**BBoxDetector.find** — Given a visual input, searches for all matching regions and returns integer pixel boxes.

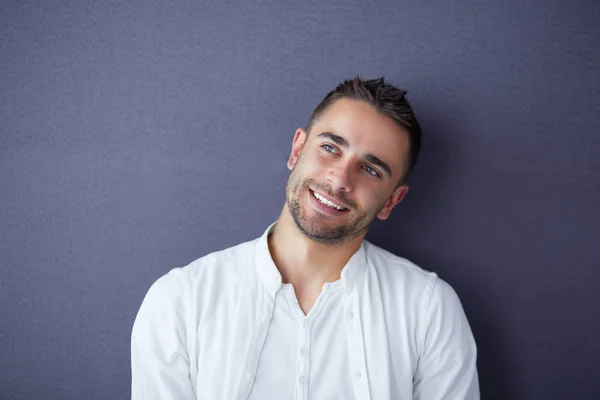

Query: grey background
[1,0,599,399]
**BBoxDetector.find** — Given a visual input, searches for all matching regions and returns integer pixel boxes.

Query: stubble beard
[286,171,385,247]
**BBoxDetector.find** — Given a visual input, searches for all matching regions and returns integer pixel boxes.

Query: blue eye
[322,144,337,153]
[363,165,380,177]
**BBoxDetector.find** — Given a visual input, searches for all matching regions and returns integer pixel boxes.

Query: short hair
[306,76,422,185]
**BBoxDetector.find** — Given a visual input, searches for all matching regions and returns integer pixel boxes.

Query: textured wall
[1,1,599,399]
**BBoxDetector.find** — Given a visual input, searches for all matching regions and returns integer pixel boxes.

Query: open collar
[253,222,368,295]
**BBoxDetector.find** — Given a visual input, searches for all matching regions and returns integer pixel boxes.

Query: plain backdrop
[1,1,599,399]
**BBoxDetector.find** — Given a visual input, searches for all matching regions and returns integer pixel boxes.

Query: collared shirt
[131,224,480,399]
[248,278,355,400]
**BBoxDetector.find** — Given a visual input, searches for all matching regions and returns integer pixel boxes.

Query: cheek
[363,190,392,212]
[288,157,316,190]
[297,152,326,176]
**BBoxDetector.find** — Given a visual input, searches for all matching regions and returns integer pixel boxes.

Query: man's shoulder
[135,236,263,328]
[180,236,260,277]
[365,241,435,276]
[150,235,260,292]
[363,241,464,307]
[363,241,438,290]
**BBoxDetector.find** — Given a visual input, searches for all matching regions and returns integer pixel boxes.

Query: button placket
[296,318,313,400]
[240,294,276,400]
[295,283,333,399]
[345,289,371,399]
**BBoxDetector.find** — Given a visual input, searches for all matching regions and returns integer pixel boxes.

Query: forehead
[310,99,410,173]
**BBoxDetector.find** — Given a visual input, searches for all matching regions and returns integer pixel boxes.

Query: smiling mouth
[310,189,349,211]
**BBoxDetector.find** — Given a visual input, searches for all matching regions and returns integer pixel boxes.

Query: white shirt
[131,224,480,399]
[249,279,355,400]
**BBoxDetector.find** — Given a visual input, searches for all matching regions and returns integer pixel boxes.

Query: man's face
[285,98,410,246]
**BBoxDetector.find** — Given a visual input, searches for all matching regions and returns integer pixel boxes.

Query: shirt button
[247,374,255,382]
[355,371,362,379]
[261,315,269,323]
[298,375,307,384]
[348,310,354,320]
[299,347,307,355]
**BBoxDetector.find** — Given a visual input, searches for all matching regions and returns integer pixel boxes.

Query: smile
[310,190,348,211]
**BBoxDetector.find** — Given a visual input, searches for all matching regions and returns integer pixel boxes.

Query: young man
[131,77,480,399]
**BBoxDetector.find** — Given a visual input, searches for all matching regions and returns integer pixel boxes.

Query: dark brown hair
[306,76,422,185]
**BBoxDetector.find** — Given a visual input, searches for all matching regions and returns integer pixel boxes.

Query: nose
[325,161,354,193]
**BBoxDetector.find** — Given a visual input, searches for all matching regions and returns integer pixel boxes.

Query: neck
[268,204,365,291]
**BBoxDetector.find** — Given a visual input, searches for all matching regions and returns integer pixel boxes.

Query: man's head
[285,76,422,246]
[306,77,422,185]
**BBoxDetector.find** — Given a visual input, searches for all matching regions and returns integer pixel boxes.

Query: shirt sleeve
[131,270,196,400]
[413,277,480,400]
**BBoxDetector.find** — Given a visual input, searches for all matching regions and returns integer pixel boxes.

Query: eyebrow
[317,131,393,178]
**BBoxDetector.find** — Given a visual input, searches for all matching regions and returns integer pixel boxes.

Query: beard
[286,169,387,246]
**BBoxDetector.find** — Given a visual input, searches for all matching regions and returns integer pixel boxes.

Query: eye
[362,165,381,178]
[321,144,338,153]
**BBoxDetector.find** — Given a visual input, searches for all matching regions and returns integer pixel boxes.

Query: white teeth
[312,191,346,211]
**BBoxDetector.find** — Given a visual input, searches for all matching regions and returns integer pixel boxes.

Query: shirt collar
[253,222,368,295]
[340,240,367,291]
[254,222,283,294]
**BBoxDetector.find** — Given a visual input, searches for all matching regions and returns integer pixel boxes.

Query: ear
[287,128,308,170]
[377,185,409,220]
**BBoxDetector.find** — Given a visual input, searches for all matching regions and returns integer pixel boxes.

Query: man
[131,77,479,399]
